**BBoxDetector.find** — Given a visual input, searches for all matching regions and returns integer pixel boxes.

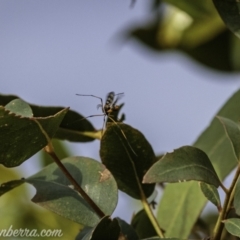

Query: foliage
[125,0,240,72]
[1,0,240,239]
[0,88,240,239]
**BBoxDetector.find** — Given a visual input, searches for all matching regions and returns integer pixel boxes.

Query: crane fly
[76,91,137,156]
[76,91,124,131]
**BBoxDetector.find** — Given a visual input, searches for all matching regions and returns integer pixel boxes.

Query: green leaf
[157,89,240,238]
[157,181,205,238]
[76,217,139,240]
[164,0,212,19]
[5,99,33,117]
[213,0,240,38]
[141,238,186,240]
[0,106,68,167]
[131,209,158,239]
[144,146,220,187]
[217,116,240,161]
[234,179,240,215]
[26,157,118,227]
[0,94,97,142]
[199,182,221,211]
[224,218,240,237]
[0,179,25,196]
[75,216,120,240]
[115,218,139,240]
[100,123,156,199]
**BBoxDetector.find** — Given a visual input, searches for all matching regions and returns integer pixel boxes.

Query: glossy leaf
[144,146,220,187]
[100,123,156,199]
[0,105,68,167]
[217,116,240,161]
[234,179,240,215]
[0,94,96,142]
[199,182,221,211]
[157,89,240,238]
[224,218,240,237]
[5,99,33,117]
[213,0,240,38]
[131,209,157,239]
[26,157,118,227]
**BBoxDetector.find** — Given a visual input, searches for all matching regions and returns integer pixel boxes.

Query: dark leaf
[0,105,68,167]
[0,94,97,142]
[144,146,220,187]
[76,217,138,240]
[75,216,120,240]
[213,0,240,38]
[131,209,158,238]
[100,123,156,199]
[0,179,25,196]
[142,238,186,240]
[115,218,139,240]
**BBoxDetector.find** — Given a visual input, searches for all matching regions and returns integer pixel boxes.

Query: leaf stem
[44,143,105,218]
[213,165,240,240]
[140,191,165,238]
[219,181,228,194]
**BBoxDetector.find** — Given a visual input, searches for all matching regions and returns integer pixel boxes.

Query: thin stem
[140,192,165,238]
[213,165,240,240]
[219,181,228,195]
[44,144,105,218]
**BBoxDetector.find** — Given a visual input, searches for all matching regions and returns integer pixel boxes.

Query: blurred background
[1,0,240,239]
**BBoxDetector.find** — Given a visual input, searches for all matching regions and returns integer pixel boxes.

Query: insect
[76,91,137,156]
[76,91,124,131]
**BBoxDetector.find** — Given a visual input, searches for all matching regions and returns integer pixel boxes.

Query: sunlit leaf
[157,89,240,238]
[199,182,221,211]
[5,99,33,117]
[144,146,220,187]
[217,116,240,161]
[224,218,240,237]
[100,123,156,199]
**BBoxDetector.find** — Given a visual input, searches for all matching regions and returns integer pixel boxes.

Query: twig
[44,143,105,218]
[213,165,240,240]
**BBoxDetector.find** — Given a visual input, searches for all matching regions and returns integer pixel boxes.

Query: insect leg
[76,94,104,113]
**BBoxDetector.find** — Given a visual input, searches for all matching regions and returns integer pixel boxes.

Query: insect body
[76,91,124,129]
